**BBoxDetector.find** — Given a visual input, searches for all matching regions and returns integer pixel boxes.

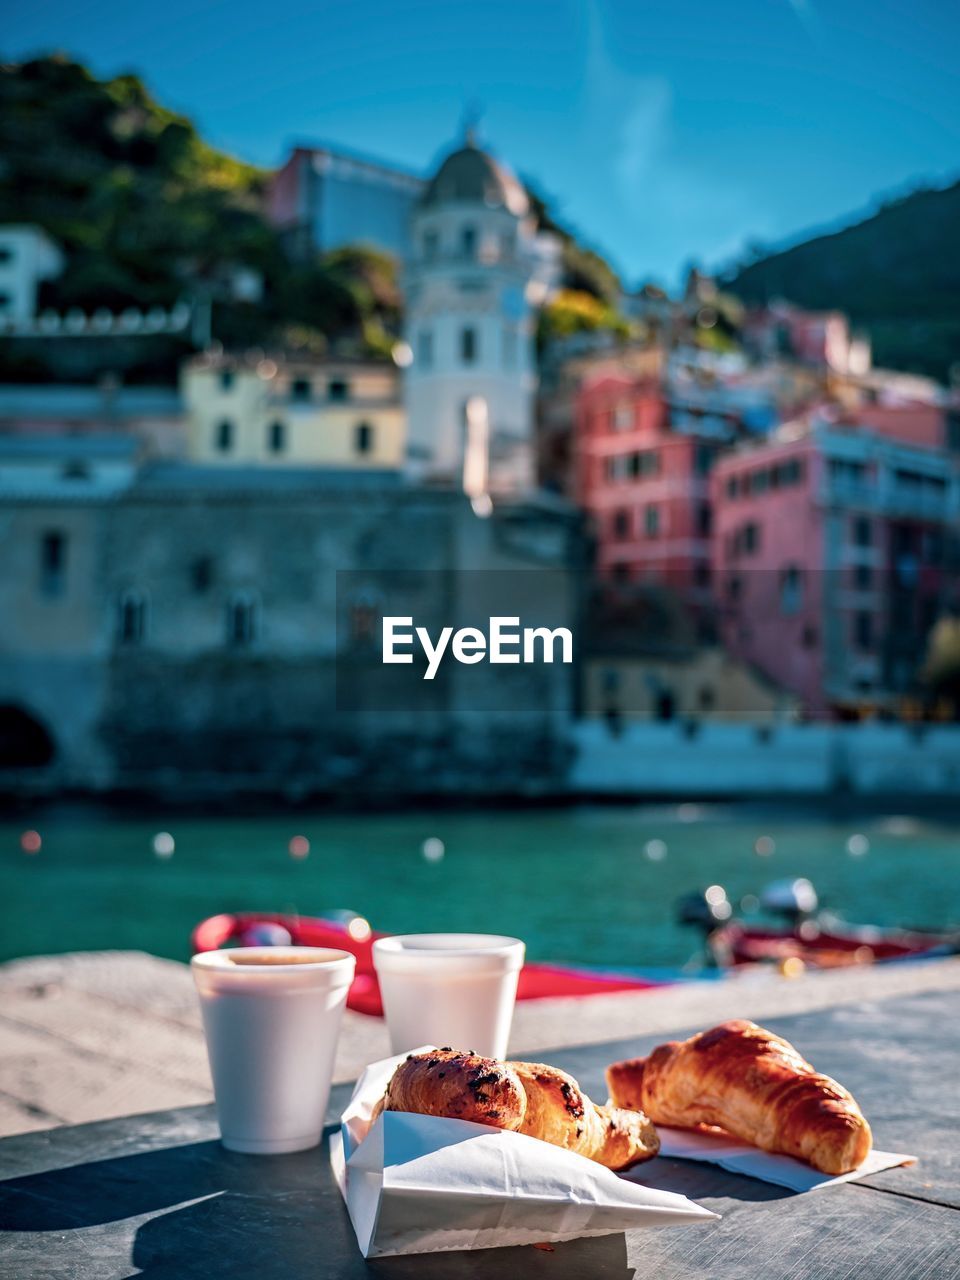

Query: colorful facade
[182,353,405,469]
[572,372,728,601]
[711,415,960,718]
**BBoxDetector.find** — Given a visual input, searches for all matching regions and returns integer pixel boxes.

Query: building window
[40,531,66,597]
[784,458,804,485]
[461,327,477,365]
[226,593,258,647]
[644,505,660,537]
[854,563,873,590]
[695,444,714,476]
[742,521,760,555]
[117,590,147,646]
[832,458,866,487]
[219,369,234,392]
[190,556,213,594]
[726,475,739,499]
[853,516,872,547]
[613,405,633,432]
[697,503,712,537]
[215,419,233,452]
[695,561,712,588]
[291,378,311,403]
[802,625,818,649]
[268,421,286,453]
[780,564,803,614]
[613,509,630,540]
[0,246,12,264]
[355,422,374,455]
[460,225,477,259]
[418,329,433,370]
[328,378,349,402]
[423,229,439,261]
[855,611,873,651]
[727,574,742,603]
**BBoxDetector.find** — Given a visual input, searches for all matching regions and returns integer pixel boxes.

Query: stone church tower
[403,134,558,496]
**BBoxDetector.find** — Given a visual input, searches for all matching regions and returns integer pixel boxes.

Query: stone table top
[1,989,958,1280]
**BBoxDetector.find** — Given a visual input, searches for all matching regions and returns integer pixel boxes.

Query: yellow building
[583,648,797,724]
[182,353,405,468]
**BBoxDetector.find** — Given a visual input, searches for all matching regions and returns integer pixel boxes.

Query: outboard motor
[760,878,818,925]
[676,885,733,935]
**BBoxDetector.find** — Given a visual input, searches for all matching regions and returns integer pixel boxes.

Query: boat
[709,920,960,968]
[677,879,960,971]
[191,911,667,1016]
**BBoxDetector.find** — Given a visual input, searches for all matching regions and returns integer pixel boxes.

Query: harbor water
[4,803,959,972]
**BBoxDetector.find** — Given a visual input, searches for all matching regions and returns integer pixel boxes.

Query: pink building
[851,401,946,451]
[712,417,960,718]
[573,373,728,602]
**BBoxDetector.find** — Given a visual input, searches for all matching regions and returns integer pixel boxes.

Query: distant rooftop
[0,385,182,419]
[421,139,528,216]
[284,141,425,189]
[132,462,408,496]
[185,350,398,375]
[0,433,139,459]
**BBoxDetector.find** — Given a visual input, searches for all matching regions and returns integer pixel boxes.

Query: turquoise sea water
[2,804,959,970]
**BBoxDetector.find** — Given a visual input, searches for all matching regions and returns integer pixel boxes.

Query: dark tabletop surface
[1,987,958,1280]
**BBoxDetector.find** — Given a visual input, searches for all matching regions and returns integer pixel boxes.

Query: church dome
[421,139,529,216]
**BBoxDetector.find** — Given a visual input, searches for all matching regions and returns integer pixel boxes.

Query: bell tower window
[418,330,433,370]
[460,225,477,260]
[461,326,477,365]
[502,325,518,370]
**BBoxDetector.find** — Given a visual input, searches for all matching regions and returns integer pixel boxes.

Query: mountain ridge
[721,178,960,383]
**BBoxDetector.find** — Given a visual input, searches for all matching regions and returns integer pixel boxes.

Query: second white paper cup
[372,933,524,1059]
[192,946,356,1154]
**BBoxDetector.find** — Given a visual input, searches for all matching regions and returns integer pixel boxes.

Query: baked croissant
[374,1047,659,1170]
[606,1020,872,1175]
[372,1048,527,1130]
[510,1059,660,1169]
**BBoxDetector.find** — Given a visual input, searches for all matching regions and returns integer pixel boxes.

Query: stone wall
[0,471,581,797]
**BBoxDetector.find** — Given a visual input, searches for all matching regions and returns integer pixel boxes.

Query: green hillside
[0,55,627,383]
[722,180,960,382]
[0,55,402,378]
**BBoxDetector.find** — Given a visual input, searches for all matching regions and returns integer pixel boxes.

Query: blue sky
[6,0,959,287]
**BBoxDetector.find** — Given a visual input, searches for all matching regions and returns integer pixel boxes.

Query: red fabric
[191,913,663,1017]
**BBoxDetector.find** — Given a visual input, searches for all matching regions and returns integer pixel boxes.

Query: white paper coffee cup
[191,946,356,1154]
[372,933,524,1059]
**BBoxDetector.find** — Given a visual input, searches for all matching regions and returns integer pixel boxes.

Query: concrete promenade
[1,950,958,1139]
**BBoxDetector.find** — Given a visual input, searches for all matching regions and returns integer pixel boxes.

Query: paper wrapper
[630,1126,917,1193]
[330,1049,718,1258]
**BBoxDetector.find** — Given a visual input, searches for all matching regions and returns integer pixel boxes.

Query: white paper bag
[643,1125,917,1193]
[330,1050,718,1259]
